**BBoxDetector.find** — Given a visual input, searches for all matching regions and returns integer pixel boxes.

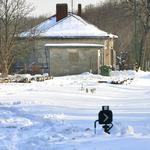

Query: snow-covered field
[0,70,150,150]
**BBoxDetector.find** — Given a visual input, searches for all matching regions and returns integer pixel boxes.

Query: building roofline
[37,36,111,39]
[44,43,104,48]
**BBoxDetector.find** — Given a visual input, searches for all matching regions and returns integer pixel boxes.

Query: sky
[26,0,104,17]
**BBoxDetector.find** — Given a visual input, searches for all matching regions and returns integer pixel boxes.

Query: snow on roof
[44,43,104,48]
[20,13,118,39]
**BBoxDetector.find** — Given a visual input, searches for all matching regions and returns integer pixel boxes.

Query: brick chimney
[56,4,68,22]
[78,4,82,17]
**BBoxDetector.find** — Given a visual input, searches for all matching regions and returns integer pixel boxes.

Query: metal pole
[72,0,73,13]
[94,120,99,134]
[134,0,138,71]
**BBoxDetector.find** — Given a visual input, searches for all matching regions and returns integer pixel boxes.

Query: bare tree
[0,0,37,77]
[121,0,150,70]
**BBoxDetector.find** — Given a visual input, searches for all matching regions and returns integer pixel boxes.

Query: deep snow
[0,70,150,150]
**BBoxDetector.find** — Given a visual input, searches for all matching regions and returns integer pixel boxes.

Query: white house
[17,4,118,76]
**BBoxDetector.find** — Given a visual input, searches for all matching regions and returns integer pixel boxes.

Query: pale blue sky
[26,0,104,16]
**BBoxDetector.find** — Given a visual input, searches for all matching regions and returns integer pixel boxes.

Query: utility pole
[0,1,1,48]
[134,0,138,72]
[71,0,73,13]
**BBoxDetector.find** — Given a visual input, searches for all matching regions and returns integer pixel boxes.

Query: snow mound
[140,74,150,79]
[110,122,134,135]
[121,126,134,135]
[81,72,91,75]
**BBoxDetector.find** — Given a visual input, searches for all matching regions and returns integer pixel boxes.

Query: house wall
[104,39,114,66]
[15,38,116,76]
[33,39,105,74]
[49,47,99,76]
[35,38,105,47]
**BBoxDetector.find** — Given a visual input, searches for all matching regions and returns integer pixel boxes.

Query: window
[69,52,79,62]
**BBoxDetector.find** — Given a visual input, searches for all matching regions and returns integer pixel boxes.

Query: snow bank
[0,70,150,150]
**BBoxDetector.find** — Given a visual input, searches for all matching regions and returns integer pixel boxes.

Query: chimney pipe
[78,4,82,17]
[56,4,68,22]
